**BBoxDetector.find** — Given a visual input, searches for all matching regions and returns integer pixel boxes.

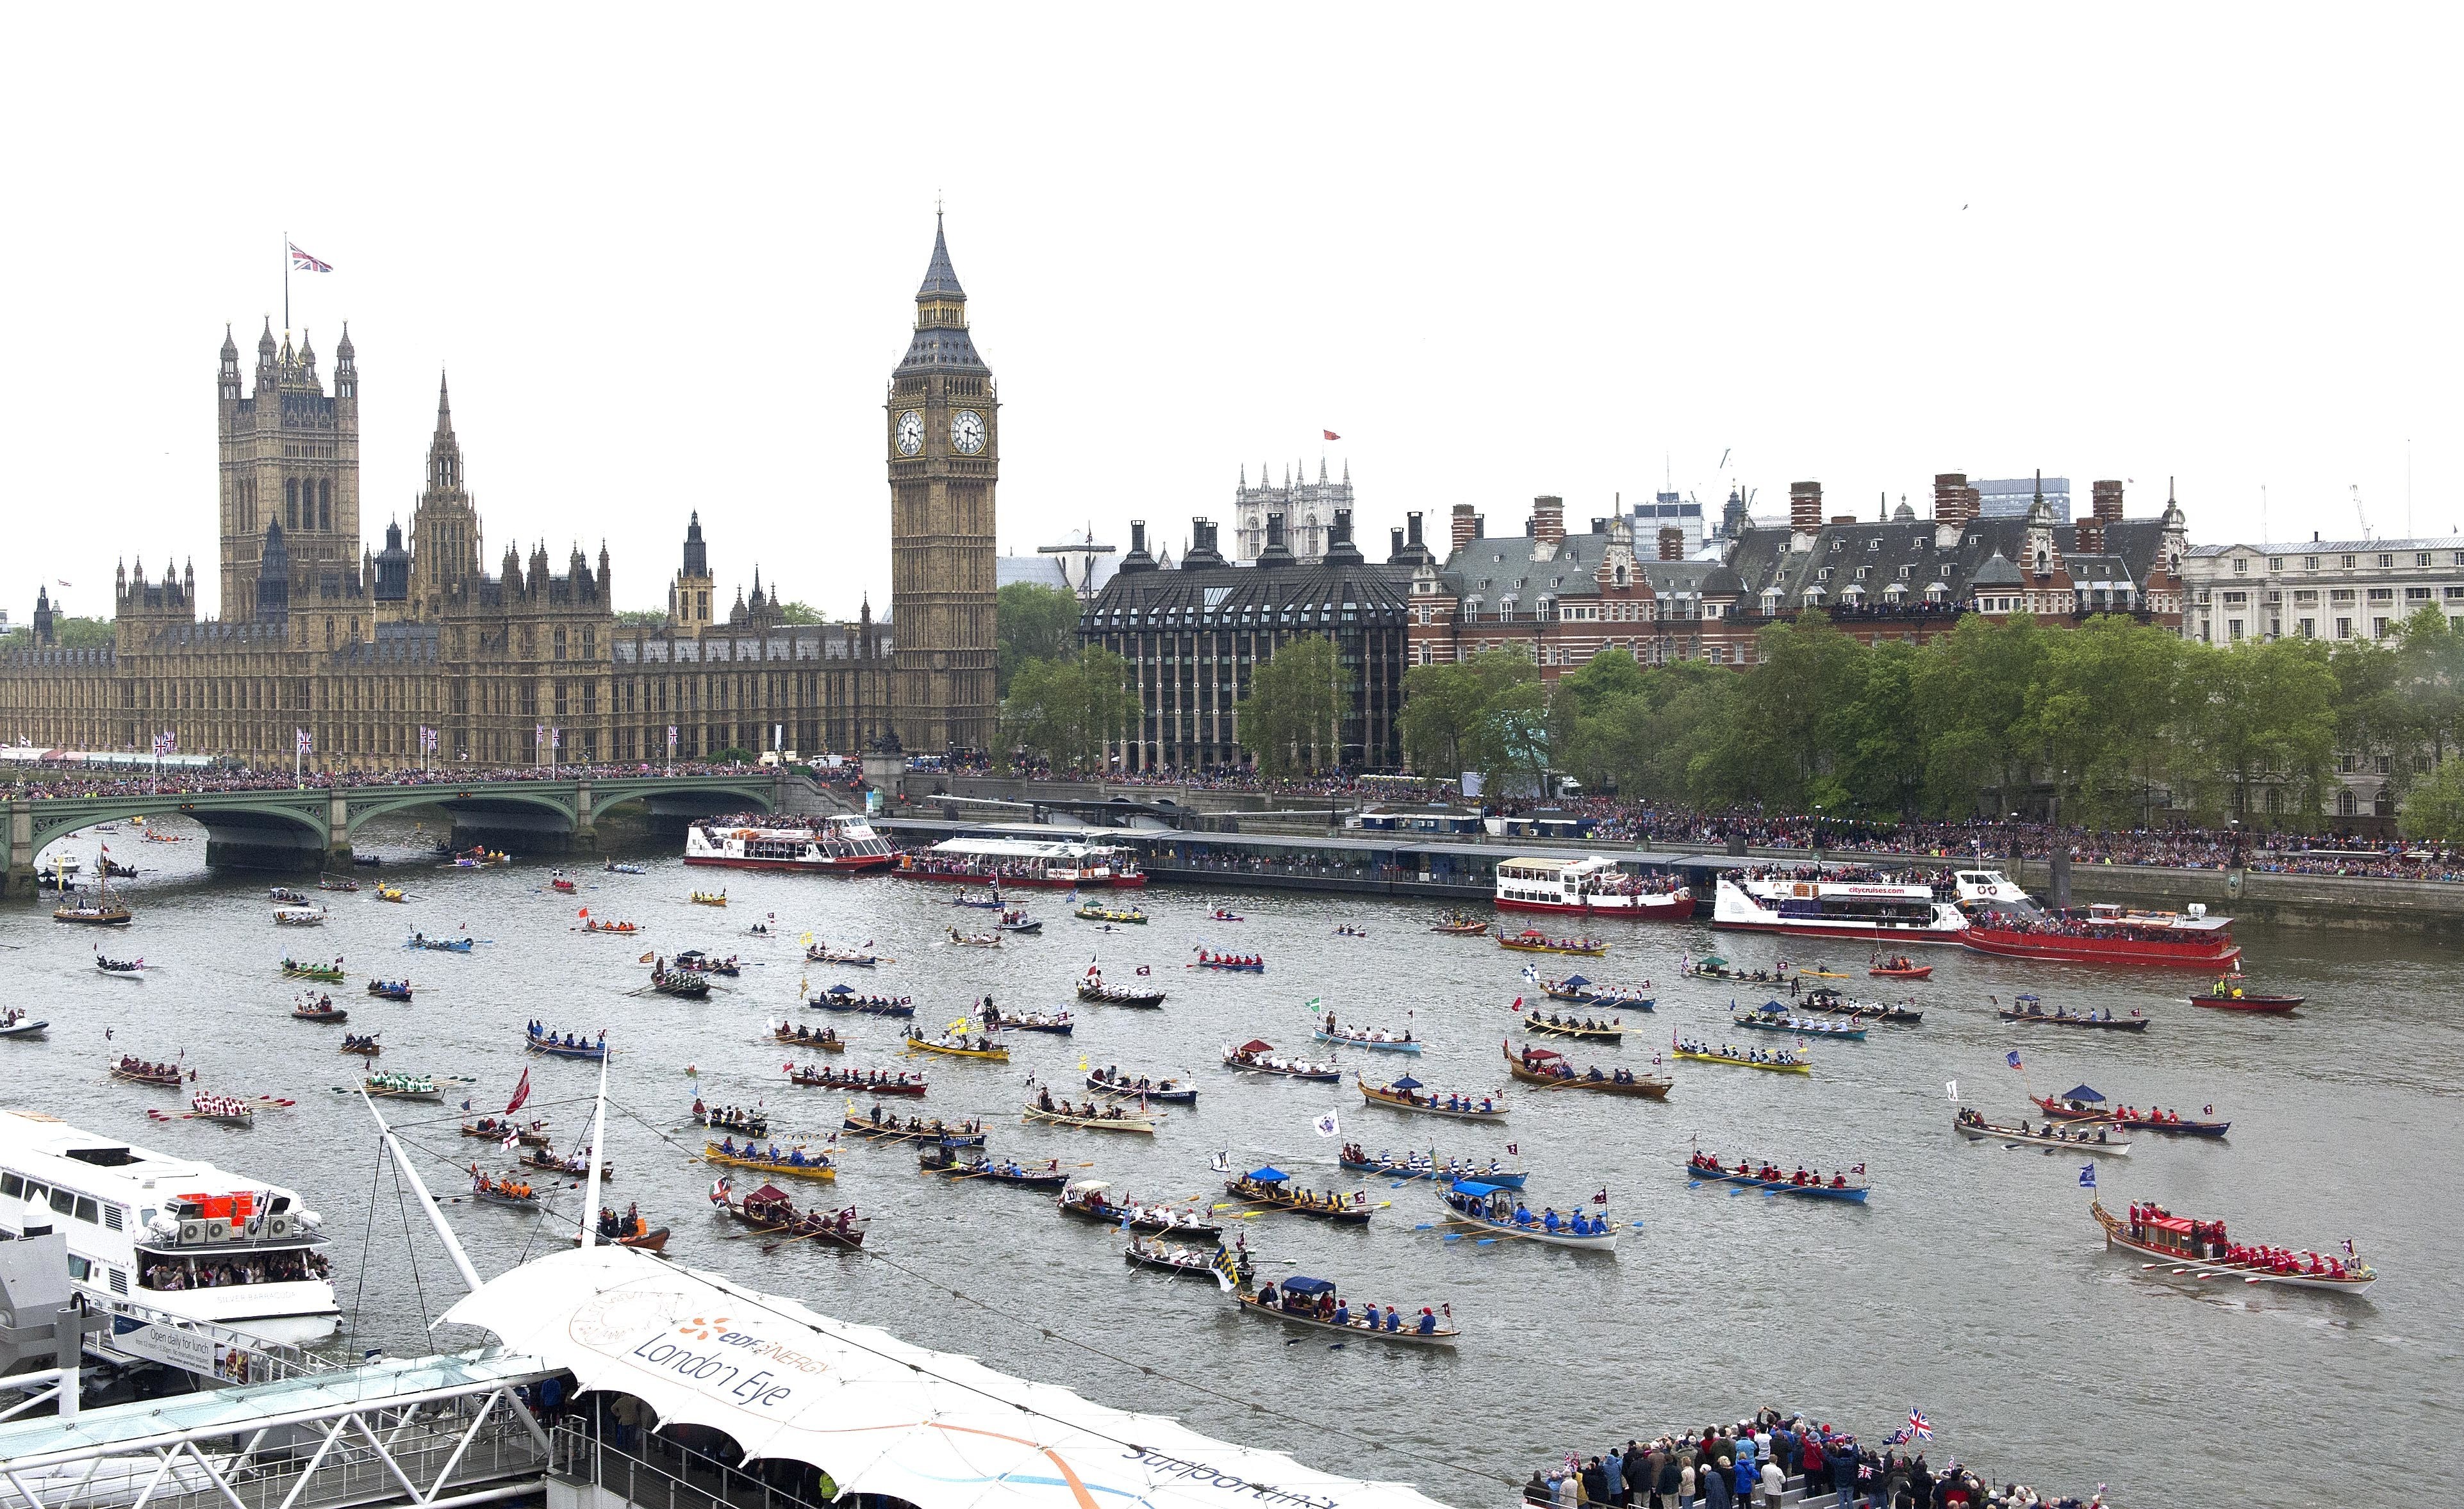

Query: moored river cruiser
[1493,856,1695,919]
[0,1109,338,1343]
[895,832,1146,888]
[1712,875,1969,944]
[684,814,894,873]
[1962,902,2240,968]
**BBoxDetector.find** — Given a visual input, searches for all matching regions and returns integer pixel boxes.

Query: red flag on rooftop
[1322,429,1341,441]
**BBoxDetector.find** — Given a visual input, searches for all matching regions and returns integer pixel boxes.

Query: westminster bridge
[1,770,804,896]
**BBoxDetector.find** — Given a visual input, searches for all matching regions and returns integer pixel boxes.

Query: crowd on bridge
[1527,1410,2101,1509]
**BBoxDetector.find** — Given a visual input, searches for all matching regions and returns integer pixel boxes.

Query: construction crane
[2352,484,2369,540]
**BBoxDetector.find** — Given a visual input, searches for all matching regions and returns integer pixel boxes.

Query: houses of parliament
[0,220,1000,766]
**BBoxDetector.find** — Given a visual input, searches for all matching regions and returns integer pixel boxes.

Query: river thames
[6,816,2459,1507]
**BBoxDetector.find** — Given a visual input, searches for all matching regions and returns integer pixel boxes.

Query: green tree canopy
[1237,635,1344,779]
[1001,646,1139,773]
[996,583,1081,697]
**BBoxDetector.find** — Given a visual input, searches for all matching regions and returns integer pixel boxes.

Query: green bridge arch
[3,771,791,898]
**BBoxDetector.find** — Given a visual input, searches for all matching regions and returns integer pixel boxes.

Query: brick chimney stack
[1658,526,1683,561]
[1451,504,1481,554]
[1933,474,1972,528]
[2094,479,2124,523]
[1530,495,1566,547]
[1789,481,1823,550]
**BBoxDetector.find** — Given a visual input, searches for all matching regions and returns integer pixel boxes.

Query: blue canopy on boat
[1389,1075,1423,1090]
[1246,1166,1290,1183]
[823,984,855,996]
[1278,1276,1336,1296]
[1755,1000,1788,1014]
[2060,1085,2105,1102]
[1450,1180,1507,1197]
[2015,993,2042,1002]
[1557,975,1591,989]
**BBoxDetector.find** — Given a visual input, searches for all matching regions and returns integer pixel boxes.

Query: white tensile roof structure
[442,1244,1457,1509]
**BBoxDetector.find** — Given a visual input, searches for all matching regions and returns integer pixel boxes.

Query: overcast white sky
[5,6,2458,625]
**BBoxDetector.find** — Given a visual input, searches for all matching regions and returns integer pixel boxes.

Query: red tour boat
[1960,902,2240,968]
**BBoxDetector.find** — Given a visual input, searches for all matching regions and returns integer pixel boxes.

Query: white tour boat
[1493,856,1696,920]
[895,830,1146,889]
[1712,875,1969,944]
[683,813,895,874]
[0,1109,338,1343]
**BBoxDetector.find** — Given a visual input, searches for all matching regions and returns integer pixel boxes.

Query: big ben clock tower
[887,213,998,753]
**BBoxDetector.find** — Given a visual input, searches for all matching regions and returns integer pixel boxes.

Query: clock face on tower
[950,410,986,456]
[895,409,923,456]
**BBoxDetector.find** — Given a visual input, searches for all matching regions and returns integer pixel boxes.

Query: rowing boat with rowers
[1670,1039,1811,1075]
[1022,1099,1157,1134]
[1951,1107,2130,1154]
[292,1001,348,1023]
[1536,975,1653,1012]
[281,959,349,982]
[770,1022,845,1051]
[902,1029,1010,1063]
[1430,914,1488,936]
[704,1140,837,1180]
[462,1117,551,1145]
[1077,974,1166,1007]
[525,1025,609,1060]
[1220,1169,1373,1225]
[1496,930,1606,957]
[789,1065,925,1095]
[713,1183,866,1246]
[1513,1004,1627,1041]
[807,985,914,1017]
[1060,1181,1220,1233]
[1190,953,1264,973]
[1357,1075,1507,1120]
[1682,1153,1869,1202]
[2090,1197,2373,1292]
[1732,1005,1866,1040]
[2030,1089,2229,1137]
[806,944,883,968]
[841,1112,984,1145]
[1437,1178,1617,1249]
[1086,1069,1197,1104]
[1127,1235,1252,1283]
[108,1055,185,1087]
[1074,903,1148,925]
[1799,988,1922,1025]
[1996,995,2149,1031]
[1311,1017,1422,1053]
[982,1005,1073,1034]
[1503,1044,1671,1099]
[1337,1146,1526,1188]
[1221,1041,1339,1080]
[918,1144,1071,1189]
[1237,1276,1458,1345]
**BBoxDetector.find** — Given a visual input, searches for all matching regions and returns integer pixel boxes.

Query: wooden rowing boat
[1435,1182,1617,1249]
[1951,1110,2130,1154]
[1496,930,1606,956]
[902,1032,1011,1063]
[704,1142,837,1180]
[1218,1175,1373,1225]
[1338,1149,1524,1187]
[841,1115,985,1145]
[920,1146,1071,1189]
[1127,1237,1250,1283]
[1022,1101,1155,1134]
[715,1187,866,1247]
[1502,1044,1670,1099]
[790,1067,926,1094]
[1061,1183,1221,1233]
[2187,989,2304,1013]
[1669,1043,1810,1074]
[1356,1075,1507,1120]
[1996,1005,2149,1031]
[1235,1285,1458,1345]
[1077,978,1167,1007]
[1682,1157,1867,1202]
[1086,1072,1197,1104]
[2089,1197,2374,1292]
[1515,1006,1627,1041]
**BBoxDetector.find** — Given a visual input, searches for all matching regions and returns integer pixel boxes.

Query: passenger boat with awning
[1962,902,2240,968]
[1713,875,1967,944]
[1436,1178,1617,1249]
[2092,1197,2373,1292]
[686,814,895,874]
[1237,1275,1459,1345]
[1494,855,1694,920]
